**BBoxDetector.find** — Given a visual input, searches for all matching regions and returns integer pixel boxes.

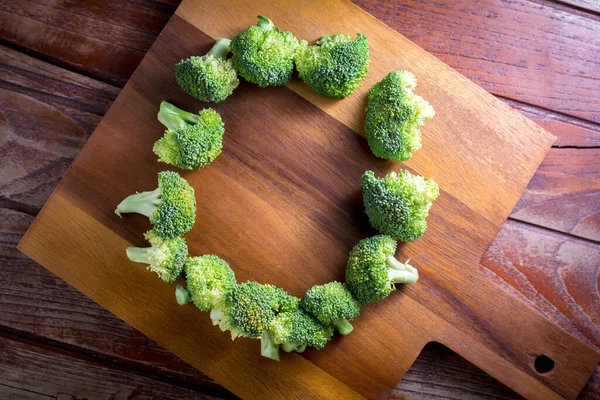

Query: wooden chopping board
[18,0,600,398]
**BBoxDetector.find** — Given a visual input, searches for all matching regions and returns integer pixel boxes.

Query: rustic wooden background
[1,0,598,398]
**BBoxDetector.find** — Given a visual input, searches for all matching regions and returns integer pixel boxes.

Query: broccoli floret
[295,33,370,98]
[365,70,435,161]
[153,101,224,170]
[362,170,439,242]
[230,15,298,87]
[175,38,239,103]
[115,170,197,239]
[125,230,187,283]
[302,282,360,335]
[346,235,418,305]
[184,255,236,311]
[264,305,334,359]
[210,281,298,341]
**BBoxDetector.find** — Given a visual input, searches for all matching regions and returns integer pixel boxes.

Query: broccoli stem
[260,331,280,361]
[256,15,274,30]
[157,101,200,131]
[210,308,225,325]
[126,247,151,264]
[334,318,354,335]
[206,38,231,59]
[175,285,191,305]
[115,187,161,217]
[281,342,306,353]
[387,257,419,284]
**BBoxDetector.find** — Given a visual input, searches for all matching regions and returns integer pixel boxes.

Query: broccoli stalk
[157,101,201,131]
[125,230,187,283]
[260,331,280,361]
[256,15,275,30]
[333,318,354,336]
[115,188,161,218]
[206,38,232,59]
[126,247,153,264]
[175,285,191,305]
[387,257,419,284]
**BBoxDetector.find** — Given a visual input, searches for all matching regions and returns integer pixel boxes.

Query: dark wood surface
[1,0,598,398]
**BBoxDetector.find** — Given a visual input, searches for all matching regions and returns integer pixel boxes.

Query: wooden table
[1,0,598,398]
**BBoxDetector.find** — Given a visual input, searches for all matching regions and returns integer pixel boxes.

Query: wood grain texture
[2,0,600,125]
[354,0,600,124]
[511,149,600,242]
[0,334,227,400]
[0,0,177,86]
[553,0,600,13]
[15,1,599,399]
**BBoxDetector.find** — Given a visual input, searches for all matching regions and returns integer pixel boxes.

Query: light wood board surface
[18,0,600,399]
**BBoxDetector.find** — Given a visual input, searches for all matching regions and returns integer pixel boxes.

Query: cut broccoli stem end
[175,285,190,305]
[387,256,419,284]
[256,15,274,30]
[115,187,161,217]
[282,342,306,353]
[126,247,151,264]
[260,331,280,361]
[206,38,231,59]
[334,318,354,335]
[157,101,199,131]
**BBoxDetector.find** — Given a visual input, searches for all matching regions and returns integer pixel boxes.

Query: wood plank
[2,0,600,124]
[354,0,600,123]
[0,334,226,400]
[18,2,599,398]
[511,148,600,242]
[503,99,600,148]
[0,0,176,85]
[553,0,600,13]
[482,220,600,353]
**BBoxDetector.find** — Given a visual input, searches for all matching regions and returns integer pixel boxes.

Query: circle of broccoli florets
[184,255,236,311]
[295,33,370,98]
[302,282,360,335]
[365,70,435,161]
[346,235,418,305]
[230,16,299,87]
[362,170,439,242]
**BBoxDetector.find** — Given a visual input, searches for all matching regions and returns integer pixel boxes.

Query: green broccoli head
[154,101,224,170]
[264,305,334,359]
[184,255,236,311]
[346,235,419,305]
[365,70,435,161]
[125,229,187,283]
[210,282,299,342]
[362,170,439,242]
[115,170,197,239]
[295,33,370,98]
[230,15,299,87]
[302,282,360,335]
[175,38,239,103]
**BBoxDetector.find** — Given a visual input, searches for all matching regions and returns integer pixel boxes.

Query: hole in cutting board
[534,354,555,374]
